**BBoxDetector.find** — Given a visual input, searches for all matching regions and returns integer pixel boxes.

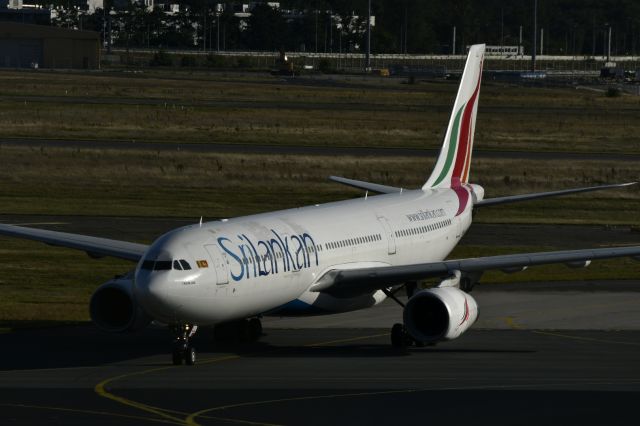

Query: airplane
[2,43,640,366]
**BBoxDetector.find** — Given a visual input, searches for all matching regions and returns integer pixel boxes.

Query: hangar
[0,22,100,69]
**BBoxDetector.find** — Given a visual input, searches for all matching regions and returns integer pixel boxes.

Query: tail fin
[424,44,485,189]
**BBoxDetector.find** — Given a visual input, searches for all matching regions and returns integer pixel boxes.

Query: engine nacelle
[89,273,152,333]
[403,287,478,343]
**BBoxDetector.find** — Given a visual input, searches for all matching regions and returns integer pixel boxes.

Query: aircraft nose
[135,272,180,320]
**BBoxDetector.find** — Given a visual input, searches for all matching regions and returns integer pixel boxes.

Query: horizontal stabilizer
[475,182,636,207]
[329,176,402,194]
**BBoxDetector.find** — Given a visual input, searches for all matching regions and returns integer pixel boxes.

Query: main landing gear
[172,324,198,366]
[390,323,426,349]
[385,283,428,349]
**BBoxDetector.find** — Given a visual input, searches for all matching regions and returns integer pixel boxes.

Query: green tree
[246,4,287,50]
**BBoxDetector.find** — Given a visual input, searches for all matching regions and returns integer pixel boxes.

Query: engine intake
[403,287,478,343]
[89,274,151,333]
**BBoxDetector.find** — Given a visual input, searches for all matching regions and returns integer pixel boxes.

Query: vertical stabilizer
[424,44,485,189]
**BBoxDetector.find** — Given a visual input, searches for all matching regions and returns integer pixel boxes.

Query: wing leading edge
[0,223,148,262]
[329,176,402,194]
[475,182,636,207]
[310,246,640,297]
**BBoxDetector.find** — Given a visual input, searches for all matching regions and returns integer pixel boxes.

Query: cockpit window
[141,258,193,271]
[154,261,172,271]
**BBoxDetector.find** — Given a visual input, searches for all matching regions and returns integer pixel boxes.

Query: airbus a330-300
[2,44,639,365]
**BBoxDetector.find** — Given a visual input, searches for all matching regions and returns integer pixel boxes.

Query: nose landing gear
[172,324,198,366]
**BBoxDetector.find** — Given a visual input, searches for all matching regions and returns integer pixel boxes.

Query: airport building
[0,22,100,69]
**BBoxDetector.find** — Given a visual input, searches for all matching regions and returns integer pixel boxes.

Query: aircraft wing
[0,223,148,262]
[329,176,402,194]
[310,245,640,297]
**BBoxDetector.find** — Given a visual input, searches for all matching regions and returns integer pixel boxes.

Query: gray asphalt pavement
[2,138,640,161]
[0,327,638,425]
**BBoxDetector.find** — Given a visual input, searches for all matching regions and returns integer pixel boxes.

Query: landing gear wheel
[171,323,197,366]
[391,323,410,348]
[184,346,196,366]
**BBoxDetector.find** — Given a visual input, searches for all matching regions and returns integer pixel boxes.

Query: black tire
[391,323,407,348]
[184,346,196,366]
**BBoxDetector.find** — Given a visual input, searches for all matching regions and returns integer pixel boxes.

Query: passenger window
[180,260,192,270]
[173,260,182,270]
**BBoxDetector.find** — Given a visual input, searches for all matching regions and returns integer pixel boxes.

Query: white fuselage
[134,187,476,326]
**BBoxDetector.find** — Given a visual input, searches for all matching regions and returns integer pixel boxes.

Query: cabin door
[205,244,229,285]
[377,216,397,255]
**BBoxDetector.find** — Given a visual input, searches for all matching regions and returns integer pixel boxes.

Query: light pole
[500,7,504,50]
[607,25,612,62]
[452,26,456,55]
[203,1,207,52]
[532,0,537,71]
[365,0,371,71]
[329,11,333,53]
[315,9,318,54]
[403,3,407,54]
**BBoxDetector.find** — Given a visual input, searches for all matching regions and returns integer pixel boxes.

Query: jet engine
[89,272,152,333]
[403,287,478,343]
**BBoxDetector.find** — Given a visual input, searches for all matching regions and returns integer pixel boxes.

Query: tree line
[51,0,640,55]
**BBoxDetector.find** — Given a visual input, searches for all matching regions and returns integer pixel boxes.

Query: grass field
[2,69,640,153]
[0,68,639,326]
[0,146,637,224]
